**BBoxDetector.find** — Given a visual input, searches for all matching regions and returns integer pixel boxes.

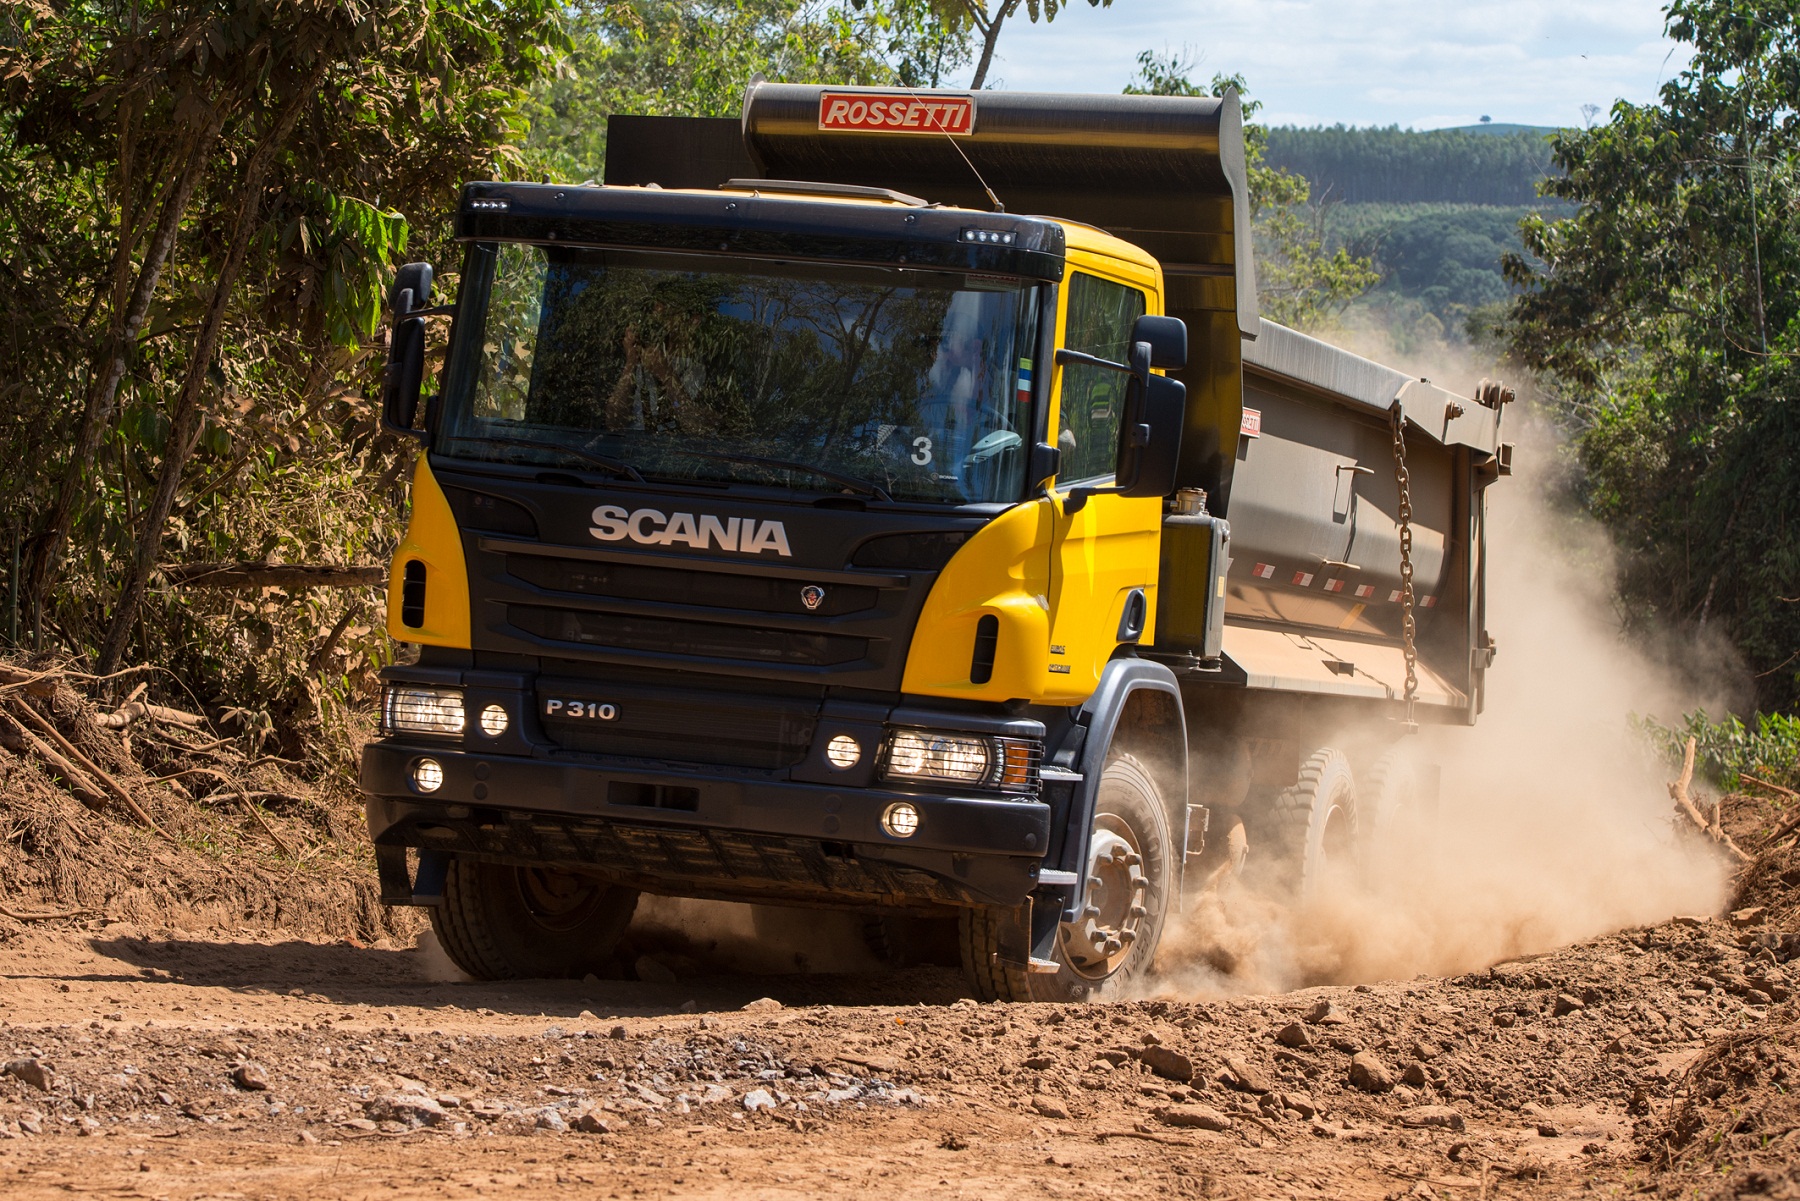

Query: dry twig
[0,905,97,923]
[206,791,295,856]
[163,562,386,590]
[1094,1129,1199,1148]
[0,711,107,808]
[95,700,208,730]
[1668,737,1752,864]
[12,700,172,842]
[1737,772,1797,800]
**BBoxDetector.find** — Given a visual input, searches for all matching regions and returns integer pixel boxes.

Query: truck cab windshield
[438,241,1042,505]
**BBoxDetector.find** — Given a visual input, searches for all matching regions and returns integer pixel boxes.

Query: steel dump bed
[1194,321,1507,720]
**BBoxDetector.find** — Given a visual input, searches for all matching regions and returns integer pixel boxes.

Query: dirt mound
[1651,1010,1800,1198]
[0,658,415,945]
[1625,783,1800,1199]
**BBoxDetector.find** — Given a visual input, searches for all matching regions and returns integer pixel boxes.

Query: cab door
[1043,261,1166,704]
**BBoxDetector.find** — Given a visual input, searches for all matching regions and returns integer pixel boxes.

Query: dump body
[1168,321,1506,719]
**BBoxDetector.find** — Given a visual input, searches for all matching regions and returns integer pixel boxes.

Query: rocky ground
[0,670,1795,1198]
[0,869,1794,1198]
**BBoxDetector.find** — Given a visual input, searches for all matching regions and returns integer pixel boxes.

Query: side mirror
[390,261,434,317]
[381,317,427,440]
[1131,314,1187,371]
[1116,372,1185,498]
[381,262,434,442]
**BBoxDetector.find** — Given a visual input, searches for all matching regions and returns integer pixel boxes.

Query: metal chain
[1389,403,1419,731]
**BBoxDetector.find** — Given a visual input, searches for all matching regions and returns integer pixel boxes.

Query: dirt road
[0,901,1793,1201]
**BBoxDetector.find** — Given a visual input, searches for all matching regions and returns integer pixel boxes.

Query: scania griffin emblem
[800,585,826,611]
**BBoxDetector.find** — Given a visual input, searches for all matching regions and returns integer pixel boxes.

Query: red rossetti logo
[818,93,975,136]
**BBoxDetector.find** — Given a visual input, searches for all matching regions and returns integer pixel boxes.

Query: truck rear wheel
[960,752,1173,1002]
[431,858,639,981]
[1264,747,1358,900]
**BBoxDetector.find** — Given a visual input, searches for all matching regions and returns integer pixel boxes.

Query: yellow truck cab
[363,86,1507,1000]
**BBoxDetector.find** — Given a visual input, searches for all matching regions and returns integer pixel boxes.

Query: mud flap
[988,898,1061,975]
[1178,803,1209,913]
[374,846,448,907]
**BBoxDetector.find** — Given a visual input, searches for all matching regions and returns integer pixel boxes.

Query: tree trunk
[162,562,387,589]
[966,0,1018,89]
[28,121,220,617]
[97,65,327,674]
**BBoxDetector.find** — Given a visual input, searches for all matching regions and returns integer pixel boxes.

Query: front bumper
[361,740,1053,910]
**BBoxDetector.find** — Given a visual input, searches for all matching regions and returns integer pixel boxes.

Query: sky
[983,0,1690,129]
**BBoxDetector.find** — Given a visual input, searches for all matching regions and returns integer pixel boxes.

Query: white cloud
[979,0,1689,128]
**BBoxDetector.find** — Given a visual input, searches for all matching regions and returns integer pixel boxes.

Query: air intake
[970,614,1000,684]
[401,560,427,628]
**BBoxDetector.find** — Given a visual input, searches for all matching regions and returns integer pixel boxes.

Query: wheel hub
[1059,818,1150,980]
[515,867,604,931]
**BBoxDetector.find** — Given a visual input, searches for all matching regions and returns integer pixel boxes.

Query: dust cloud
[1152,345,1736,997]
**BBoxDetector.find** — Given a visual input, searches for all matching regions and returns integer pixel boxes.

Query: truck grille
[507,554,878,616]
[535,678,817,769]
[509,605,867,667]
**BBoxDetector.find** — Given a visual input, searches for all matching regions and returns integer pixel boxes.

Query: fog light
[412,758,444,793]
[825,733,861,769]
[478,703,509,737]
[881,801,921,839]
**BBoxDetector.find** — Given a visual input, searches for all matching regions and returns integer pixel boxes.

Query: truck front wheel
[431,859,639,981]
[961,752,1173,1001]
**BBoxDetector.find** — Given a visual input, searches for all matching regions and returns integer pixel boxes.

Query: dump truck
[361,85,1511,1000]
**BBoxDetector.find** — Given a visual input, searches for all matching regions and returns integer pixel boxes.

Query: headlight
[383,686,465,736]
[881,728,1042,793]
[885,729,991,784]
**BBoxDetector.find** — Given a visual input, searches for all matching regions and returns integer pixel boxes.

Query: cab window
[1055,272,1147,483]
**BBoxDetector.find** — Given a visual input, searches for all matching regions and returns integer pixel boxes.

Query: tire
[960,752,1174,1002]
[1360,749,1435,882]
[1264,747,1358,900]
[431,858,639,981]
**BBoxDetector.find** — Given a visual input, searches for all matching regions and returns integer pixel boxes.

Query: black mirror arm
[1054,347,1132,374]
[1062,480,1136,516]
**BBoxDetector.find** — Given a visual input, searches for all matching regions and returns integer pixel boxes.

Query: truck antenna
[910,89,1004,213]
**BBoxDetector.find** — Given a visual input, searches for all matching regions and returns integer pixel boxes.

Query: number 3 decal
[910,436,933,466]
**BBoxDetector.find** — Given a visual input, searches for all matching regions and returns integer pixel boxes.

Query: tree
[530,0,974,183]
[1,0,564,679]
[1125,50,1377,329]
[1501,0,1800,707]
[957,0,1110,90]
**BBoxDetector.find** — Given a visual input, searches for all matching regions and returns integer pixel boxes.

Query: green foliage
[1124,53,1377,330]
[1264,124,1558,205]
[0,0,563,748]
[1501,0,1800,709]
[1638,709,1800,790]
[529,0,970,182]
[1322,203,1550,337]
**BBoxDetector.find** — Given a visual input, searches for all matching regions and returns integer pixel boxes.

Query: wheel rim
[1059,813,1151,981]
[513,867,606,932]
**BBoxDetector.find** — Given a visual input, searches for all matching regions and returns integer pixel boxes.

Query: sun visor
[739,83,1257,339]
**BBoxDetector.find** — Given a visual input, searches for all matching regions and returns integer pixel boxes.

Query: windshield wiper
[659,448,894,502]
[465,435,646,483]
